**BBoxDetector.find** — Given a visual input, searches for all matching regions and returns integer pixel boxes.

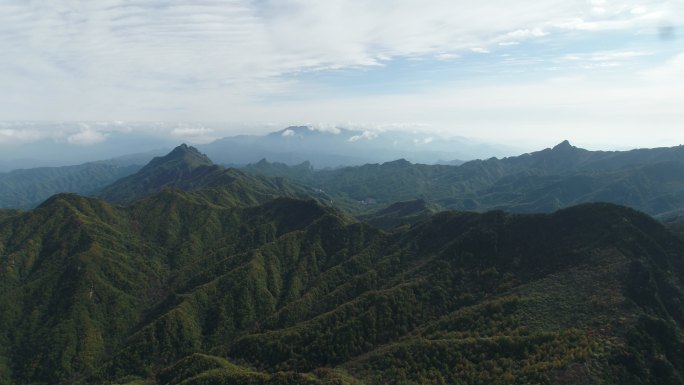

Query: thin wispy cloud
[562,51,652,62]
[0,0,682,148]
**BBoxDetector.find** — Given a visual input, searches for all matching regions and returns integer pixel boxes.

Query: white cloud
[413,137,434,145]
[170,126,217,143]
[470,47,491,54]
[554,50,654,70]
[281,129,295,137]
[554,8,670,32]
[0,128,47,145]
[0,0,681,151]
[641,51,684,81]
[308,123,341,134]
[66,128,108,146]
[236,61,684,150]
[0,0,681,121]
[562,50,651,62]
[171,126,213,137]
[435,53,460,61]
[498,28,548,41]
[349,130,378,142]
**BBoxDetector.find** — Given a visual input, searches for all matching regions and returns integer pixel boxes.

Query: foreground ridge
[2,185,684,384]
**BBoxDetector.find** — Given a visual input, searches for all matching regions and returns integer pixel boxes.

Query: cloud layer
[0,0,682,148]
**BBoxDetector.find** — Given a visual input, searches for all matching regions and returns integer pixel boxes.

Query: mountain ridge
[142,143,213,171]
[198,125,516,167]
[2,138,684,217]
[244,141,684,218]
[97,144,318,206]
[2,147,684,383]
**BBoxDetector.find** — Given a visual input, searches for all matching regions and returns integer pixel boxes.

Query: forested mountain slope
[3,144,684,384]
[244,142,684,218]
[0,162,141,208]
[2,188,684,384]
[98,144,317,205]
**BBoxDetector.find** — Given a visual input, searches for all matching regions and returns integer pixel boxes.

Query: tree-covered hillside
[97,144,322,206]
[2,187,684,384]
[244,142,684,218]
[3,144,684,384]
[0,162,141,208]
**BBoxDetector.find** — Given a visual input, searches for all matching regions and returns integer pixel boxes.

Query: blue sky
[0,0,682,150]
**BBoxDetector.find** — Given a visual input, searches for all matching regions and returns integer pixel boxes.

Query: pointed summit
[145,144,213,171]
[552,140,574,151]
[98,144,217,203]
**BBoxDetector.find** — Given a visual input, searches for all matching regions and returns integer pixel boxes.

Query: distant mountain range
[3,144,684,384]
[0,162,142,209]
[0,124,516,207]
[245,140,684,219]
[0,122,178,171]
[197,125,514,167]
[0,148,174,209]
[0,122,516,171]
[3,139,684,223]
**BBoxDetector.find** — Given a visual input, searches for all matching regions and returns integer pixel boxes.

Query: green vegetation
[2,192,684,384]
[0,162,141,208]
[97,144,318,207]
[665,216,684,238]
[243,142,684,218]
[359,199,440,229]
[0,209,20,222]
[3,145,684,384]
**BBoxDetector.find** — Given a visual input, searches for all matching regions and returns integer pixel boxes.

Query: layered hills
[2,145,684,384]
[0,123,511,170]
[98,144,318,206]
[197,126,511,168]
[4,139,684,222]
[244,141,684,218]
[0,162,141,209]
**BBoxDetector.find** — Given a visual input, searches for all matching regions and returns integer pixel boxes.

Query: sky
[0,0,683,151]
